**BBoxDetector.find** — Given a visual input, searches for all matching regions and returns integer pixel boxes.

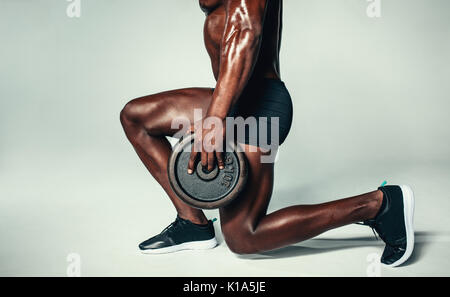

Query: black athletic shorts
[227,78,293,148]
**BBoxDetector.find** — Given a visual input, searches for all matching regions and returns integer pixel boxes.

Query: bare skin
[120,0,383,254]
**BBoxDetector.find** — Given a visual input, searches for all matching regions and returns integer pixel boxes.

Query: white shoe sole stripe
[140,238,218,255]
[384,185,415,267]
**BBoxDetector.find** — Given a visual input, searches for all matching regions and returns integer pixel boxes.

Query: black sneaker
[139,215,218,254]
[361,185,415,267]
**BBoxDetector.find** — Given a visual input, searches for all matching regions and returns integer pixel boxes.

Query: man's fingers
[201,149,208,169]
[188,150,197,174]
[215,151,224,170]
[207,152,215,172]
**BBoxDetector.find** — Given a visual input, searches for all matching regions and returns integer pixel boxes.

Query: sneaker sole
[384,184,415,267]
[140,238,218,255]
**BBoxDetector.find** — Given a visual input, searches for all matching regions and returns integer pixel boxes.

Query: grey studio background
[1,0,449,276]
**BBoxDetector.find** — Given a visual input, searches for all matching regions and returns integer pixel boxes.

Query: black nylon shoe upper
[139,216,215,251]
[362,185,407,265]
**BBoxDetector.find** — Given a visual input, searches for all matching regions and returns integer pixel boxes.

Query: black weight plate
[175,150,240,202]
[168,134,248,209]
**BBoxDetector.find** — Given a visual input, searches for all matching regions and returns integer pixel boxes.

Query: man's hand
[187,117,226,174]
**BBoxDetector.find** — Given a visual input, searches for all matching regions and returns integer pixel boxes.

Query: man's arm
[206,0,268,119]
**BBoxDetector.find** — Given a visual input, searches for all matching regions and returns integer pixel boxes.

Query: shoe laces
[356,220,381,241]
[161,217,182,235]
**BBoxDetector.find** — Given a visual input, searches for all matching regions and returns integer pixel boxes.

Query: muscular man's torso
[200,0,282,82]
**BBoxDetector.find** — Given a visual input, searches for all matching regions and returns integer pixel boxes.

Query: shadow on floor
[238,231,436,266]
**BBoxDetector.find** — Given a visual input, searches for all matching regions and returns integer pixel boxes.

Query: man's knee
[222,224,256,255]
[120,98,142,126]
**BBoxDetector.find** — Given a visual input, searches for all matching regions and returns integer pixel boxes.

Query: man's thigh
[128,87,214,136]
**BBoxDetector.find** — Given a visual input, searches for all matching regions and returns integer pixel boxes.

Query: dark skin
[120,0,383,254]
